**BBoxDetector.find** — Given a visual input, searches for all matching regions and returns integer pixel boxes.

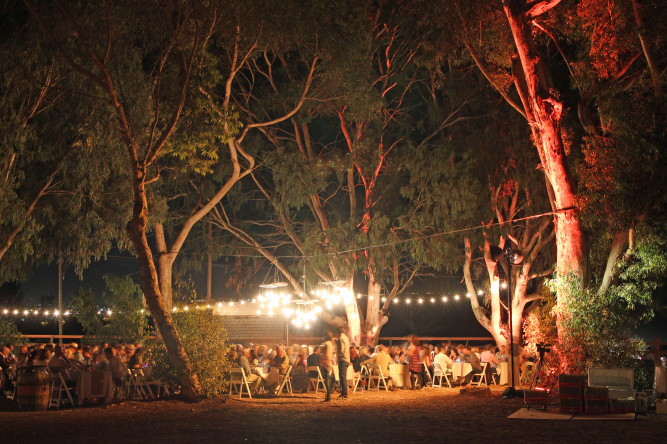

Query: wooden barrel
[17,366,51,411]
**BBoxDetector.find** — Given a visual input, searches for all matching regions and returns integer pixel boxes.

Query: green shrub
[146,310,230,397]
[71,274,149,344]
[0,318,27,346]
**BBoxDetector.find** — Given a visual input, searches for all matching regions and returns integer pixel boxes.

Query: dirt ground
[2,386,666,443]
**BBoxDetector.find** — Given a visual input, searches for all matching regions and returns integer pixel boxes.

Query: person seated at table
[433,346,453,373]
[72,346,84,362]
[103,347,126,390]
[128,348,145,369]
[227,349,239,366]
[16,345,28,366]
[459,345,484,386]
[272,345,290,378]
[249,349,259,367]
[238,348,262,394]
[285,346,296,366]
[0,346,11,387]
[256,345,268,362]
[497,345,509,362]
[481,345,500,368]
[350,346,361,373]
[421,344,433,378]
[450,347,461,363]
[360,344,393,389]
[48,345,72,374]
[34,348,51,366]
[290,348,309,393]
[23,350,39,367]
[359,345,371,364]
[125,345,135,362]
[307,346,322,378]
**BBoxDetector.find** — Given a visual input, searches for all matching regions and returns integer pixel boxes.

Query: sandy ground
[2,386,666,443]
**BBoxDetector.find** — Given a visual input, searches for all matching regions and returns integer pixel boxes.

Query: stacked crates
[559,374,586,413]
[609,398,636,414]
[524,389,548,409]
[584,385,609,413]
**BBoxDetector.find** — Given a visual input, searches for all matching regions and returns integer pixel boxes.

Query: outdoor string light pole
[503,245,524,398]
[490,245,523,398]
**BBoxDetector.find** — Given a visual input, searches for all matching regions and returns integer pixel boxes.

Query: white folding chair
[423,362,433,387]
[367,364,390,392]
[229,367,252,399]
[274,365,293,396]
[432,363,452,388]
[126,369,151,400]
[307,366,326,393]
[49,371,75,408]
[471,363,488,386]
[353,364,370,392]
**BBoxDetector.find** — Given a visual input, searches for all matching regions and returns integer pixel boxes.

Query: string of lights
[0,288,491,320]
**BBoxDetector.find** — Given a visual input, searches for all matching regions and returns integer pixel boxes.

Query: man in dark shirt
[306,346,322,378]
[461,345,483,386]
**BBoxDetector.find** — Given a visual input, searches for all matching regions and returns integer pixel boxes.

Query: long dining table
[254,365,280,386]
[451,362,472,380]
[68,369,114,404]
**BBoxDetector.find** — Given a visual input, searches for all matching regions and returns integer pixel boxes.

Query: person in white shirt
[433,347,453,374]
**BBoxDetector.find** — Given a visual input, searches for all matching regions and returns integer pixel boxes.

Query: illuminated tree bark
[501,1,586,346]
[463,182,554,350]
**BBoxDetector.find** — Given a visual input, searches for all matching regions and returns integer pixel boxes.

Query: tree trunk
[126,170,200,401]
[341,278,362,347]
[464,238,507,348]
[158,253,176,309]
[364,276,386,347]
[503,0,587,349]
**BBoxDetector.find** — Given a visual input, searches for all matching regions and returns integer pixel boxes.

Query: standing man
[321,331,334,402]
[337,327,350,399]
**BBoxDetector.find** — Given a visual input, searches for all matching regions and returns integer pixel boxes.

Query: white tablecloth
[70,370,114,403]
[451,362,472,380]
[255,366,279,386]
[389,363,411,388]
[498,362,509,385]
[333,364,354,383]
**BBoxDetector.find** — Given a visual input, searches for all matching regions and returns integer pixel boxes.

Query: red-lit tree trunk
[502,1,586,353]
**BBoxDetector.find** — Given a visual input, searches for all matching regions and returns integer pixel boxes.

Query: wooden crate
[609,398,635,414]
[524,389,548,408]
[559,395,583,413]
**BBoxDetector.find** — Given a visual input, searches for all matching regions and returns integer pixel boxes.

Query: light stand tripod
[530,342,552,390]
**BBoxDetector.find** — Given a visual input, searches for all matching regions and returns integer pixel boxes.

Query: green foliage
[547,272,646,371]
[71,275,148,344]
[0,318,27,346]
[146,311,230,397]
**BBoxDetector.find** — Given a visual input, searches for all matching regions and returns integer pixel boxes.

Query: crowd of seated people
[0,341,154,403]
[224,336,510,397]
